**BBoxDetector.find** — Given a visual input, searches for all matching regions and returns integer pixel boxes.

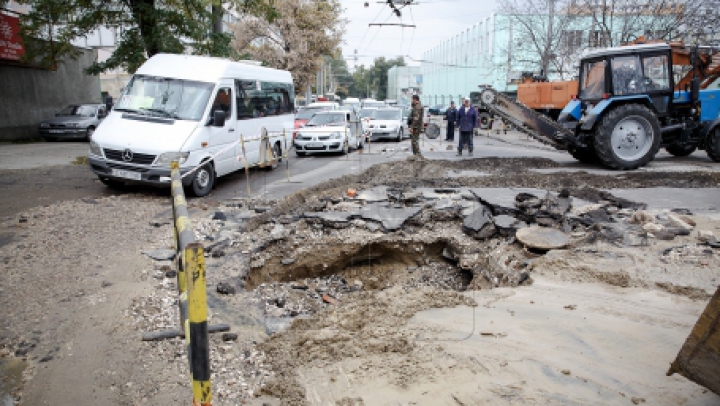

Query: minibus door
[208,83,239,176]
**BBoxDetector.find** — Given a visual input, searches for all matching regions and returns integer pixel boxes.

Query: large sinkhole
[246,240,473,292]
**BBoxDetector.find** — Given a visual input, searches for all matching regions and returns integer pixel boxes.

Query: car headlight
[89,141,103,157]
[40,123,49,128]
[155,151,190,166]
[68,123,80,127]
[329,132,343,140]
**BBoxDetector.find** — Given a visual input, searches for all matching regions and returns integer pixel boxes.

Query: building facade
[419,6,693,107]
[387,66,422,105]
[420,15,522,107]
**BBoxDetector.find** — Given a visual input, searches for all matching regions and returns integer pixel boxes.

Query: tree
[230,0,345,92]
[500,0,719,81]
[349,56,405,100]
[570,0,714,46]
[325,53,352,99]
[17,0,270,73]
[498,0,576,79]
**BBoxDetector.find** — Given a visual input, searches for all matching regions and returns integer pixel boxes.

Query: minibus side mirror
[211,110,226,127]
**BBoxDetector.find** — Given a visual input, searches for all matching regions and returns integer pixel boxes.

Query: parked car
[39,103,107,141]
[358,107,379,133]
[343,97,361,112]
[427,104,448,116]
[307,101,340,110]
[294,107,324,139]
[367,108,408,142]
[293,111,364,156]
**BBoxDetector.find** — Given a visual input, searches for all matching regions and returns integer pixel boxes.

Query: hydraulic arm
[479,88,580,151]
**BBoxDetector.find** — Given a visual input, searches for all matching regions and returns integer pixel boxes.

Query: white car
[367,108,408,142]
[358,107,378,134]
[293,111,364,156]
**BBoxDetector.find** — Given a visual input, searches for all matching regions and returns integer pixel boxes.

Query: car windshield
[359,108,376,118]
[296,108,322,120]
[306,113,345,126]
[115,75,215,120]
[374,110,401,120]
[579,59,606,100]
[56,105,96,117]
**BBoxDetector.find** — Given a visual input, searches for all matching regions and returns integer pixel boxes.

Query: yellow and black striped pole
[184,243,211,406]
[170,161,212,406]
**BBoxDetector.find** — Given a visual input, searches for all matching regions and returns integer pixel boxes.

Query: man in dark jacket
[455,98,478,156]
[443,101,457,141]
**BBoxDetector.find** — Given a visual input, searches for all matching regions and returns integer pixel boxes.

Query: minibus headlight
[155,151,190,166]
[89,141,103,157]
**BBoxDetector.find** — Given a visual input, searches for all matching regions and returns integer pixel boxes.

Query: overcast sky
[338,0,500,70]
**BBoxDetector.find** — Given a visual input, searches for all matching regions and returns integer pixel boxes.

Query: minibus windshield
[115,75,215,121]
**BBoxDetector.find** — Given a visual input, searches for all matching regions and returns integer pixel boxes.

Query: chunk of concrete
[141,249,176,261]
[493,215,528,237]
[469,188,594,216]
[667,213,694,232]
[355,186,390,203]
[516,226,570,250]
[359,203,423,231]
[303,211,355,225]
[462,206,496,240]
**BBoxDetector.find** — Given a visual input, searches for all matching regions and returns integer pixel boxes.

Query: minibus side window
[234,80,294,120]
[211,87,232,124]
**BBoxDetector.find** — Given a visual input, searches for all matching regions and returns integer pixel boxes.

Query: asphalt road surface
[1,134,719,219]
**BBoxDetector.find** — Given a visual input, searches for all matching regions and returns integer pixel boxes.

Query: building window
[562,30,583,50]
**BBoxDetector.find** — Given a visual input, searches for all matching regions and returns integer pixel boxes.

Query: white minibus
[88,53,294,196]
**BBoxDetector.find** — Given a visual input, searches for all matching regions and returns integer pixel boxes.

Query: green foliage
[349,56,405,100]
[17,0,266,74]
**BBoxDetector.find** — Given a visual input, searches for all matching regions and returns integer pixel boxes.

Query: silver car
[293,111,363,156]
[39,103,107,141]
[367,108,408,142]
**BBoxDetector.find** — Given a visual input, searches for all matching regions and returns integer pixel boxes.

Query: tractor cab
[576,43,675,115]
[557,41,720,169]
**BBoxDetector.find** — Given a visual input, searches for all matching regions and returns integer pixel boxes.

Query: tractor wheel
[665,143,697,157]
[478,112,492,130]
[593,104,661,170]
[707,127,720,162]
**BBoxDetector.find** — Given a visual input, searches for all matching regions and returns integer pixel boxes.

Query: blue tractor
[480,41,720,169]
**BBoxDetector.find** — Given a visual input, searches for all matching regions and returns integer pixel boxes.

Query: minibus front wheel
[189,161,215,197]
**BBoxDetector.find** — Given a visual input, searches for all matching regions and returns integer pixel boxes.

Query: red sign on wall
[0,13,25,61]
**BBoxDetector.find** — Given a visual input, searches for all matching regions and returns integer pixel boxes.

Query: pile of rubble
[194,185,717,301]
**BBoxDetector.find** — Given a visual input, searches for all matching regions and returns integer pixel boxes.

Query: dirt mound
[257,286,476,404]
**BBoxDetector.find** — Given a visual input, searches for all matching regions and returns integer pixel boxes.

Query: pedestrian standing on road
[455,98,478,156]
[444,101,457,141]
[409,95,424,157]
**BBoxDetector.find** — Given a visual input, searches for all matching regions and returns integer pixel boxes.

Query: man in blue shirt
[455,98,478,156]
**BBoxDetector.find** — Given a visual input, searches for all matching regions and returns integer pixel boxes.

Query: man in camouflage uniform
[409,95,424,157]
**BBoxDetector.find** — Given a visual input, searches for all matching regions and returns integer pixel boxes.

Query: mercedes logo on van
[122,149,133,162]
